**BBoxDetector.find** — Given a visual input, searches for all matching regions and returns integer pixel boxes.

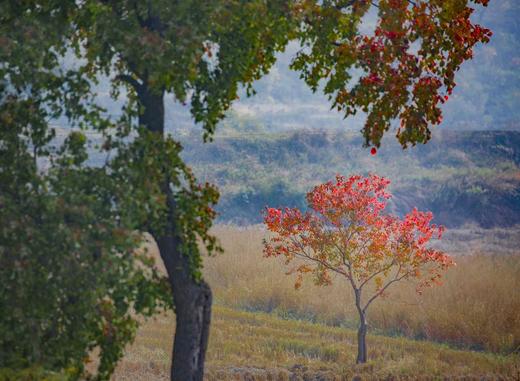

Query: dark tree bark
[154,231,212,381]
[137,83,212,381]
[355,289,367,364]
[356,313,367,364]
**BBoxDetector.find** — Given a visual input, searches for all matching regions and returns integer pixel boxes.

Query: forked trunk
[138,84,211,380]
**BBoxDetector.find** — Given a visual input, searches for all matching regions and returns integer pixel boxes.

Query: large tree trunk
[138,84,211,380]
[355,290,368,364]
[154,232,212,381]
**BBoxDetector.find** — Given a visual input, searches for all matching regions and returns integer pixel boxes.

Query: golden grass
[114,306,519,380]
[204,226,520,354]
[113,225,520,380]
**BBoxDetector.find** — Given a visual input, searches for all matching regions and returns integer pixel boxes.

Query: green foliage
[109,129,222,279]
[1,1,225,377]
[71,0,296,139]
[0,367,69,381]
[0,116,174,379]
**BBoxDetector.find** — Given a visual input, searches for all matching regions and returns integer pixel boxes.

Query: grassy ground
[113,306,519,380]
[113,226,520,380]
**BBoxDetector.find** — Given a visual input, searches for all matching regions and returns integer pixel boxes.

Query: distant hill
[180,130,520,228]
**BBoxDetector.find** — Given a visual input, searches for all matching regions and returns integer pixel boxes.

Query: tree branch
[289,237,349,277]
[359,260,396,289]
[363,265,411,313]
[132,0,147,28]
[116,74,142,92]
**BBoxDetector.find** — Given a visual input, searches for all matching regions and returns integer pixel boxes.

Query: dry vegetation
[114,306,519,381]
[114,225,520,380]
[204,226,520,354]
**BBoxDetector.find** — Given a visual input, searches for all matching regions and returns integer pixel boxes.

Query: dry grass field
[114,225,520,380]
[114,306,519,380]
[204,226,520,354]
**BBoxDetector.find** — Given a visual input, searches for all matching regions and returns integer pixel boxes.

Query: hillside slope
[180,130,520,227]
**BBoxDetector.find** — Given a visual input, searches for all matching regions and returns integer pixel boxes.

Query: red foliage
[294,0,492,147]
[263,174,454,295]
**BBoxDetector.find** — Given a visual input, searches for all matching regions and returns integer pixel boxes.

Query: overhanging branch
[116,74,143,92]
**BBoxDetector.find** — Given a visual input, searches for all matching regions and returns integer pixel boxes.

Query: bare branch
[363,265,412,313]
[347,264,359,292]
[359,260,396,289]
[289,237,349,277]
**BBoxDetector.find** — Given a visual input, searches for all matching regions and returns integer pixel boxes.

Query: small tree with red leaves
[263,174,454,364]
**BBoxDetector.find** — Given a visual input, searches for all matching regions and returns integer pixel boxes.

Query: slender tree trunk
[356,313,368,364]
[355,290,368,364]
[137,84,211,380]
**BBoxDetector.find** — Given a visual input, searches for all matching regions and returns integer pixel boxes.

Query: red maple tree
[293,0,492,149]
[263,174,454,363]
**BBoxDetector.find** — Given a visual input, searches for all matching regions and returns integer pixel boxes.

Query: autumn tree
[263,174,454,364]
[1,0,489,379]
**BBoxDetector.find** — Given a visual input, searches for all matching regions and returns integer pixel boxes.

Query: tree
[0,105,173,379]
[263,174,454,364]
[1,0,489,379]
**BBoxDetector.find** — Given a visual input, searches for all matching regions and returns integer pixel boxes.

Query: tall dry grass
[201,226,520,354]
